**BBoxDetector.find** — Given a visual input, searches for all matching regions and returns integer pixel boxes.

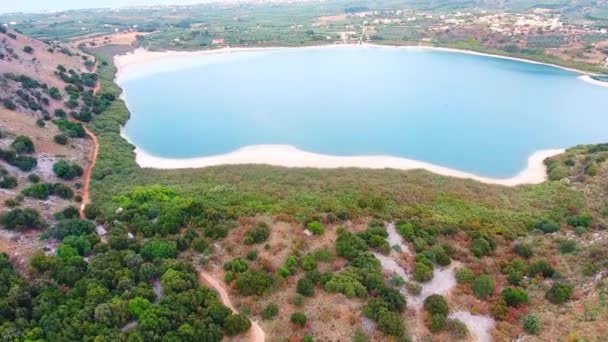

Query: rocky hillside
[0,27,109,271]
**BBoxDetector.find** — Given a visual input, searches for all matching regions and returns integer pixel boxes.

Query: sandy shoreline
[126,143,564,186]
[578,75,608,88]
[114,43,608,82]
[113,44,578,186]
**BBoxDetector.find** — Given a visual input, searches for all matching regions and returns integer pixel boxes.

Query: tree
[11,135,35,154]
[23,46,34,53]
[472,275,494,299]
[545,283,573,304]
[290,312,307,327]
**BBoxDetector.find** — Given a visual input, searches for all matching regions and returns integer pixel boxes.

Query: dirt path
[198,269,266,342]
[79,66,101,219]
[78,125,99,219]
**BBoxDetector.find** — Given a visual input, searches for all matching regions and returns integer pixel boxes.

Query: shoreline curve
[128,142,565,187]
[114,43,608,84]
[113,44,574,186]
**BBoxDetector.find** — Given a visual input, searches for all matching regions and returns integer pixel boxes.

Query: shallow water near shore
[119,45,608,177]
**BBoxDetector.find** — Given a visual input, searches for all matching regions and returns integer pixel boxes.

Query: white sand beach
[114,44,576,186]
[578,75,608,88]
[129,144,564,186]
[114,43,607,82]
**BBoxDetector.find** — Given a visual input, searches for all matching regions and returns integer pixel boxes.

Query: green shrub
[293,293,304,306]
[51,183,74,199]
[566,214,592,228]
[22,183,52,199]
[379,286,406,311]
[223,314,251,336]
[3,99,17,110]
[296,277,315,297]
[363,298,389,321]
[83,204,101,220]
[307,220,325,235]
[335,229,368,260]
[141,240,177,260]
[424,294,449,316]
[455,267,476,284]
[262,303,278,320]
[324,268,367,298]
[290,312,307,327]
[527,260,555,278]
[223,257,248,273]
[0,208,46,230]
[23,46,34,54]
[535,220,560,234]
[471,238,492,257]
[236,270,274,296]
[574,226,587,236]
[376,309,405,337]
[501,287,529,307]
[11,135,35,154]
[545,283,573,304]
[246,250,258,261]
[558,240,577,254]
[53,160,83,180]
[27,174,40,183]
[512,243,534,258]
[244,222,270,244]
[472,275,494,299]
[429,313,447,332]
[54,134,69,145]
[523,314,540,334]
[446,319,469,339]
[44,219,93,239]
[300,254,317,271]
[413,262,433,282]
[0,175,17,189]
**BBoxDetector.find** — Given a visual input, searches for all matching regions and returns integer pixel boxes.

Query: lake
[118,46,608,178]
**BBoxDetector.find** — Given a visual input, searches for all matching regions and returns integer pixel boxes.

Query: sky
[0,0,208,14]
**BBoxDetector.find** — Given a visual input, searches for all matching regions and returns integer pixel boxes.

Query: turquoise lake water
[120,46,608,177]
